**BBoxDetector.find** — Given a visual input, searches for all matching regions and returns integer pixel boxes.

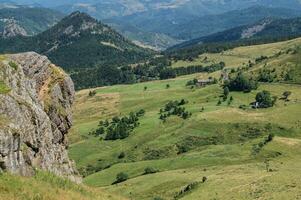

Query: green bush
[114,172,128,184]
[0,81,10,94]
[118,152,125,159]
[144,167,159,175]
[8,61,18,70]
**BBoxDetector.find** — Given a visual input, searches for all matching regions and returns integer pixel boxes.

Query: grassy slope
[171,38,301,74]
[68,38,301,200]
[0,171,126,200]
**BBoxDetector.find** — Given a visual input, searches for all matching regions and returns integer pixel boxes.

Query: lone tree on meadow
[255,91,277,108]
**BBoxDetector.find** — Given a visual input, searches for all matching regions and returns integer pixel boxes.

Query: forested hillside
[0,11,154,89]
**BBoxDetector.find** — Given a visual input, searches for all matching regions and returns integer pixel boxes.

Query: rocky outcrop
[0,52,81,182]
[1,19,28,38]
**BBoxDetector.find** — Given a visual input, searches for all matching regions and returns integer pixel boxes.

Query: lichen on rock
[0,52,81,183]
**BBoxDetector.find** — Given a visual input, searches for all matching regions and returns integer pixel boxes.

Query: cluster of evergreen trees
[159,99,191,122]
[91,109,145,140]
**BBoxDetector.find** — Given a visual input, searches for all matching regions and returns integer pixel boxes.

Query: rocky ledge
[0,52,81,182]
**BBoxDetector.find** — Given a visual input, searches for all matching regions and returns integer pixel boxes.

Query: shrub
[239,105,248,110]
[174,182,199,199]
[282,91,292,101]
[8,61,18,70]
[88,90,96,97]
[136,109,146,117]
[144,167,159,175]
[118,152,125,159]
[0,81,11,94]
[114,172,128,184]
[251,133,274,155]
[186,78,198,86]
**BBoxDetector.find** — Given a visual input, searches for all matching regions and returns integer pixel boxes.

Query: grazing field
[69,75,301,199]
[68,38,301,200]
[172,37,301,74]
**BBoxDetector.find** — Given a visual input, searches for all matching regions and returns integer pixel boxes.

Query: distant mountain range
[7,0,300,49]
[1,1,301,49]
[15,0,301,17]
[163,6,301,40]
[0,6,63,38]
[170,17,301,50]
[0,11,153,70]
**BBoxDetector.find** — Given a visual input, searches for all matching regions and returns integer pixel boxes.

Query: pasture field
[69,79,301,199]
[68,38,301,199]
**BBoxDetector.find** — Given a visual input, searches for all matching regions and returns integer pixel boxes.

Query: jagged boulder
[0,52,81,182]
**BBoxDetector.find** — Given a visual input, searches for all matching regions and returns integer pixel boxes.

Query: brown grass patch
[73,92,120,123]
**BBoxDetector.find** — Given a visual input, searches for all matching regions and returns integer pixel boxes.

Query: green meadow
[68,38,301,200]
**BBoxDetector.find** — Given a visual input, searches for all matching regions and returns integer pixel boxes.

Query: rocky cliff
[0,52,80,182]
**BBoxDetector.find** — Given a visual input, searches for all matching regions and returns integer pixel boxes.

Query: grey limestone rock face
[0,52,81,182]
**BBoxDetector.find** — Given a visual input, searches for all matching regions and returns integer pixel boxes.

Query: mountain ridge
[0,11,153,70]
[170,16,301,50]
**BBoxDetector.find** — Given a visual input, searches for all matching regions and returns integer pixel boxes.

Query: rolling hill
[67,37,301,200]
